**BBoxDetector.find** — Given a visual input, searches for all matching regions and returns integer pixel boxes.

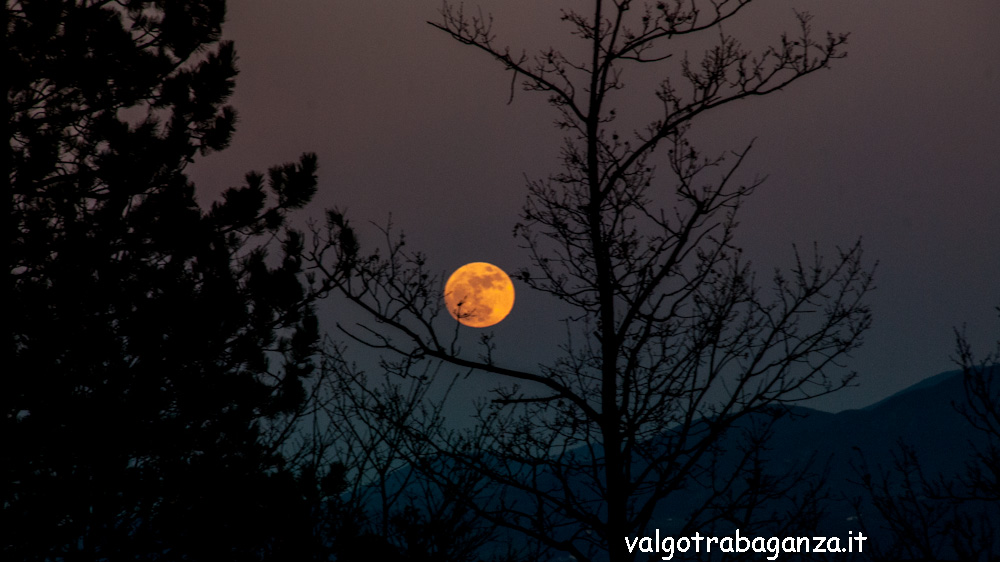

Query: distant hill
[746,368,981,541]
[361,367,998,561]
[768,368,972,483]
[861,368,965,411]
[643,366,996,559]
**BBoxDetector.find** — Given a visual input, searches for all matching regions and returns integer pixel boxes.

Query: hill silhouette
[359,368,996,561]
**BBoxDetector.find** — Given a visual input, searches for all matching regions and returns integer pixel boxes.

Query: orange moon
[443,262,515,328]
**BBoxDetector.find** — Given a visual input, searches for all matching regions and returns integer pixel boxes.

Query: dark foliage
[6,1,333,559]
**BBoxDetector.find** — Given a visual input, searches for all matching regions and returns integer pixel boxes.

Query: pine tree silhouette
[7,1,332,559]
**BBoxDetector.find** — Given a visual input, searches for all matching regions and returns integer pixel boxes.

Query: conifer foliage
[7,1,328,559]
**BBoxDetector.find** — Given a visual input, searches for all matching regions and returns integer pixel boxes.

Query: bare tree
[306,2,872,561]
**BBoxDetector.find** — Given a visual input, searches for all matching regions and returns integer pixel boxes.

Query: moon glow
[443,262,515,328]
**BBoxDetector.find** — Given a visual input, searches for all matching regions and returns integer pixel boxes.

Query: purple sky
[189,1,1000,412]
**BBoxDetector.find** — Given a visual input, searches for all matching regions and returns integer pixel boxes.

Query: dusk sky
[189,0,999,413]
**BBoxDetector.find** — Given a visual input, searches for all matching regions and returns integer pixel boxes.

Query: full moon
[443,262,515,328]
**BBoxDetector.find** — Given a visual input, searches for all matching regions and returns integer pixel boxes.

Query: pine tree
[7,1,329,558]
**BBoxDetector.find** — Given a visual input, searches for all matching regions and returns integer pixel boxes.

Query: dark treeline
[7,1,340,559]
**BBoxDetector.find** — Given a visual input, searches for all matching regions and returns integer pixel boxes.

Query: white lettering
[827,537,842,553]
[813,537,827,552]
[736,529,750,553]
[626,529,867,559]
[625,536,639,553]
[639,536,654,553]
[766,537,780,561]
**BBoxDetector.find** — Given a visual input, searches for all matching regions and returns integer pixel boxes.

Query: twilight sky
[189,0,999,413]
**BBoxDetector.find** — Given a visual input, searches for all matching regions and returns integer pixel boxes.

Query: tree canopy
[7,1,332,559]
